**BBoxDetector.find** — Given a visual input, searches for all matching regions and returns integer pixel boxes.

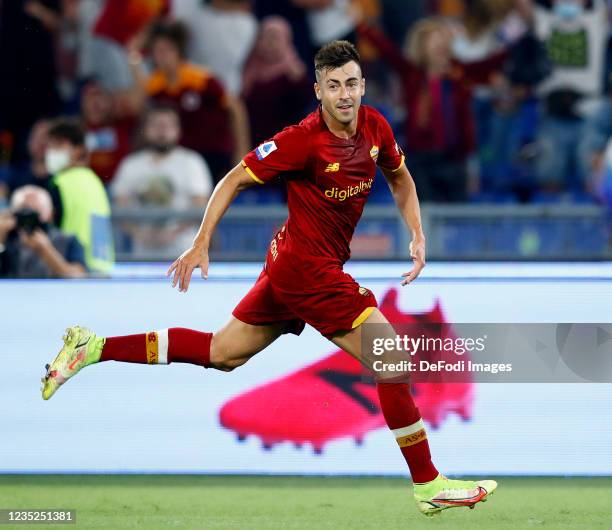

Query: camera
[14,208,46,234]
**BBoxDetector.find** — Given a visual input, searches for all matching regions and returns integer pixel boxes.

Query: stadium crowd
[1,0,612,271]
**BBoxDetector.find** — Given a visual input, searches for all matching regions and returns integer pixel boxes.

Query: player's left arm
[381,163,426,286]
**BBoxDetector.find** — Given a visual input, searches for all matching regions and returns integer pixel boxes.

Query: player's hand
[166,244,209,293]
[401,238,426,286]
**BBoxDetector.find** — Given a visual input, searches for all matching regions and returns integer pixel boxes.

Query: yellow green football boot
[41,326,104,400]
[414,474,497,516]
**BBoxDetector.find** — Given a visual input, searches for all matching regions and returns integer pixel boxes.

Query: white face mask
[44,148,71,175]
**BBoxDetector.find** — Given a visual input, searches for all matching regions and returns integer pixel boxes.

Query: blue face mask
[554,1,584,21]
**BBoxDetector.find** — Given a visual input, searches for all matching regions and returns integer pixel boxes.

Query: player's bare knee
[210,333,232,371]
[209,333,247,372]
[371,348,412,384]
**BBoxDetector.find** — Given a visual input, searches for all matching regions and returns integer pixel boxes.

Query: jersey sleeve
[376,115,405,172]
[241,125,310,184]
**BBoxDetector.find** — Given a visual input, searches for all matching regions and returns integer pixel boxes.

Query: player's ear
[314,82,321,101]
[361,77,366,97]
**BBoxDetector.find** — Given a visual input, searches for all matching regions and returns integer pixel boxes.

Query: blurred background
[2,0,612,274]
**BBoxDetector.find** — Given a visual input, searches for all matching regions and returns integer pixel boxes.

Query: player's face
[315,61,365,126]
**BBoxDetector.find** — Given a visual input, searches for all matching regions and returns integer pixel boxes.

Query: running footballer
[41,41,497,516]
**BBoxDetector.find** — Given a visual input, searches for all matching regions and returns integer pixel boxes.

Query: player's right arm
[167,163,256,292]
[168,125,310,292]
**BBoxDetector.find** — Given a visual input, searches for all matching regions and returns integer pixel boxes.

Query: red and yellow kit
[233,105,405,338]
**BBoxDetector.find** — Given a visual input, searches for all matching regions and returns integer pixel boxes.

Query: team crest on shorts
[369,145,379,161]
[256,141,277,160]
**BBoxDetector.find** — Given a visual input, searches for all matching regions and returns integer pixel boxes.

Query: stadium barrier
[111,204,612,261]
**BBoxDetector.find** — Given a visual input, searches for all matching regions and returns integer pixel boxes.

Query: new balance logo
[325,162,340,172]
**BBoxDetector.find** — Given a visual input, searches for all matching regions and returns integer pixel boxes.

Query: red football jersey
[242,105,404,265]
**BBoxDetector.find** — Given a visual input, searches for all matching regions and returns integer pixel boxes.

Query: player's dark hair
[314,40,361,80]
[148,20,189,58]
[48,118,85,147]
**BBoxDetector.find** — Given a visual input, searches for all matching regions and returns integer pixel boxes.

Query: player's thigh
[210,316,286,371]
[330,307,405,381]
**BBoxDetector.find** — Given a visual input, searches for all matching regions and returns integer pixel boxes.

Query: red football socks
[101,328,212,368]
[376,382,439,484]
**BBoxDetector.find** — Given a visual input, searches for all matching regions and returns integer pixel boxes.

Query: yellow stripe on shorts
[351,306,375,329]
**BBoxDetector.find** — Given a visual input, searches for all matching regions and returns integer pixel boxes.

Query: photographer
[0,186,86,278]
[46,119,114,274]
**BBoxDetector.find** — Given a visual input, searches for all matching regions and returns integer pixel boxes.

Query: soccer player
[41,41,497,516]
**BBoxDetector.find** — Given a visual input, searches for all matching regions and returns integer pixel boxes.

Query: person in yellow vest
[45,119,114,273]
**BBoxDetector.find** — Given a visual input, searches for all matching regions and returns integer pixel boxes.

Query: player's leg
[330,307,440,484]
[42,267,297,400]
[330,307,497,516]
[41,318,286,400]
[100,317,287,371]
[209,317,288,371]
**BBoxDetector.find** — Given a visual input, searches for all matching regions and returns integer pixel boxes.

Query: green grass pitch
[1,475,611,530]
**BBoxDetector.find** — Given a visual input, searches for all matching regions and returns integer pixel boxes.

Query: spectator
[452,0,525,61]
[82,81,135,185]
[2,119,52,198]
[596,137,612,206]
[528,0,609,191]
[54,0,82,111]
[253,0,313,67]
[132,20,250,183]
[111,106,213,255]
[358,17,507,201]
[0,1,60,168]
[0,185,86,278]
[464,3,552,202]
[242,16,313,146]
[81,0,169,91]
[578,97,612,195]
[380,0,429,48]
[475,73,540,201]
[173,0,258,95]
[46,118,114,273]
[305,0,357,51]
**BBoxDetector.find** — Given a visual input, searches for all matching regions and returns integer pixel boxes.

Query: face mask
[44,148,71,174]
[554,1,584,21]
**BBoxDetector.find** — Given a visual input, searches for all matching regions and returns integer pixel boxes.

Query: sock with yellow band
[376,381,439,484]
[100,328,212,367]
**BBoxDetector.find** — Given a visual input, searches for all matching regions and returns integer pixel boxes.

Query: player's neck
[321,106,358,139]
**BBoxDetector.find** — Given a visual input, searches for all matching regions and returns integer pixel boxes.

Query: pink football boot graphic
[378,289,474,430]
[219,288,474,452]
